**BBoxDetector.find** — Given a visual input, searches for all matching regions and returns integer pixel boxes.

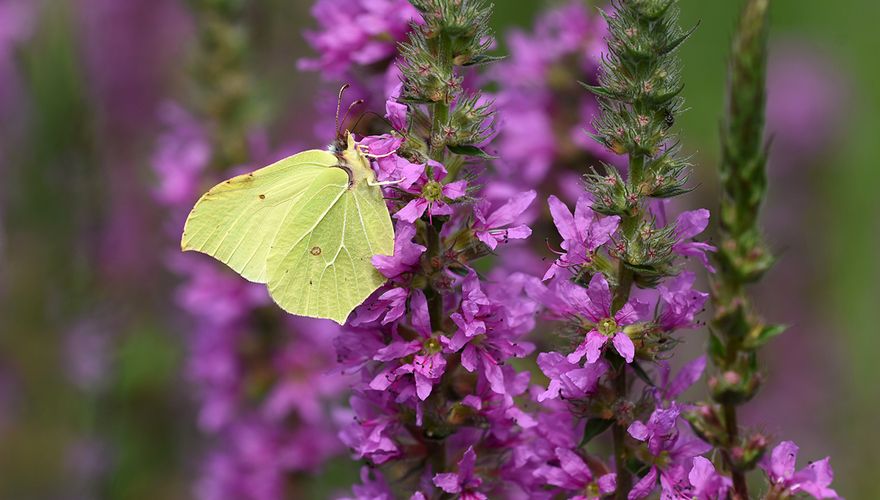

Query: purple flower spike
[433,446,487,500]
[761,441,840,499]
[565,274,646,365]
[472,190,536,249]
[672,209,717,273]
[544,194,620,280]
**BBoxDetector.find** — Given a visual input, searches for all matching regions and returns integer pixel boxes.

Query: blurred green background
[1,0,877,498]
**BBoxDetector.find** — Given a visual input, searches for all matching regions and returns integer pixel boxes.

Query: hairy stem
[723,403,748,499]
[425,221,444,332]
[612,366,631,499]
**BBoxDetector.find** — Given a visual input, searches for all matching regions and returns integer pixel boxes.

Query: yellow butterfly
[181,132,395,324]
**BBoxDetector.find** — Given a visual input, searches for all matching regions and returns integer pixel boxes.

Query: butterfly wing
[181,150,338,283]
[266,167,394,324]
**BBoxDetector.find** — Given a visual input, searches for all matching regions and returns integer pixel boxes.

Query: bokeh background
[1,0,877,498]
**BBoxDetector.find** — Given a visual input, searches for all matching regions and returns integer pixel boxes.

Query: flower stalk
[586,1,696,497]
[703,1,777,497]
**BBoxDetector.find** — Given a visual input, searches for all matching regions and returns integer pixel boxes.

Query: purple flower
[626,407,712,500]
[472,190,536,249]
[444,271,533,394]
[385,82,409,132]
[654,355,707,406]
[535,352,607,402]
[687,456,733,500]
[533,447,616,499]
[340,467,394,500]
[338,391,401,465]
[672,209,716,273]
[395,164,468,223]
[372,222,426,279]
[152,103,211,208]
[655,271,709,331]
[544,195,620,281]
[368,290,446,400]
[298,0,420,78]
[433,446,487,500]
[565,274,646,365]
[761,441,840,499]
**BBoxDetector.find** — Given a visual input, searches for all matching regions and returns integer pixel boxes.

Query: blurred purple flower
[626,407,712,499]
[298,0,420,79]
[433,446,487,500]
[672,209,716,273]
[533,447,616,499]
[761,441,840,499]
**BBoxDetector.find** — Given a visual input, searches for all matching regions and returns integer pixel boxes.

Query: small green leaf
[631,362,656,387]
[708,331,726,366]
[460,54,506,67]
[744,324,786,350]
[447,144,497,159]
[580,418,614,446]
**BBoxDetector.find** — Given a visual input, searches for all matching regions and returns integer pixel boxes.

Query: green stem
[425,221,444,332]
[723,403,749,499]
[612,367,632,500]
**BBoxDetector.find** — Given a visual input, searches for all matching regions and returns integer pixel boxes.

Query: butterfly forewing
[181,150,338,283]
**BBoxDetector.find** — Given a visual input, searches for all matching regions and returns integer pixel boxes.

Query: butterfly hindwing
[181,150,338,283]
[266,164,394,324]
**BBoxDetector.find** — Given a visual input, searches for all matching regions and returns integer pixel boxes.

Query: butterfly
[180,131,395,325]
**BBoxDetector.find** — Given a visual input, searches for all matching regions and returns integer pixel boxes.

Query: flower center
[598,317,618,336]
[422,180,443,201]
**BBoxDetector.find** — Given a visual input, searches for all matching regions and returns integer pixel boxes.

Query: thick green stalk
[710,1,774,497]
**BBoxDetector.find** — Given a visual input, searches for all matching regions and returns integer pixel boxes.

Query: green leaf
[708,331,727,366]
[744,324,787,350]
[447,144,497,159]
[460,54,506,67]
[580,418,614,446]
[631,361,656,387]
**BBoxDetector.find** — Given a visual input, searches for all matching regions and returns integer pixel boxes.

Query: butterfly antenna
[335,84,351,137]
[340,99,365,133]
[351,111,395,133]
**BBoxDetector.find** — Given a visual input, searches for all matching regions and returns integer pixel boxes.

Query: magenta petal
[442,179,468,199]
[612,332,635,363]
[769,441,799,480]
[586,273,613,318]
[675,209,710,240]
[460,344,478,372]
[482,354,506,394]
[628,465,658,500]
[667,355,707,399]
[556,447,591,483]
[475,231,498,249]
[395,198,428,222]
[583,330,608,364]
[628,420,649,441]
[598,473,617,495]
[433,472,462,494]
[548,195,577,242]
[410,289,432,336]
[414,372,433,400]
[506,224,532,240]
